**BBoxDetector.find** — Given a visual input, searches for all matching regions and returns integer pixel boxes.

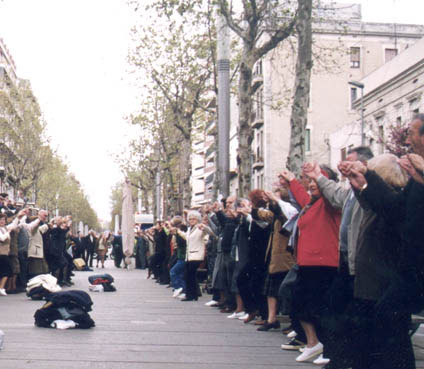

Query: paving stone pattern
[0,260,423,369]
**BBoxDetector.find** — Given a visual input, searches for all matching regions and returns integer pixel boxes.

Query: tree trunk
[181,139,192,209]
[237,56,255,197]
[287,0,313,175]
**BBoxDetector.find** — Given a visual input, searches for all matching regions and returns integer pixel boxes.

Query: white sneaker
[177,293,186,299]
[295,342,323,362]
[238,313,249,320]
[287,330,297,338]
[313,354,330,365]
[0,288,7,296]
[205,300,218,306]
[227,311,245,319]
[173,288,183,298]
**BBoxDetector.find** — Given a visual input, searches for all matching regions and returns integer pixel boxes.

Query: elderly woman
[174,210,215,302]
[280,165,341,363]
[0,213,19,296]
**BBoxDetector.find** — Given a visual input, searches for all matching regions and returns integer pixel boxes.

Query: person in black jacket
[211,196,238,313]
[111,231,123,268]
[341,115,424,369]
[83,230,97,267]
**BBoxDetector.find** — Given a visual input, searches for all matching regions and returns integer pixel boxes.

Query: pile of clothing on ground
[34,290,95,329]
[26,274,62,300]
[88,274,116,292]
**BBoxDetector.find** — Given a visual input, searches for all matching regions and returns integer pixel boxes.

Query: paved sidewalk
[0,260,423,369]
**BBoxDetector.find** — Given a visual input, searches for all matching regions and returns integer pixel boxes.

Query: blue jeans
[170,259,186,290]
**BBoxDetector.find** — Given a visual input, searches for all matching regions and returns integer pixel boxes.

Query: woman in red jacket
[280,165,341,364]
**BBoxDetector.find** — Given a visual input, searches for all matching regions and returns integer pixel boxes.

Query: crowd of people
[0,198,131,295]
[141,115,424,369]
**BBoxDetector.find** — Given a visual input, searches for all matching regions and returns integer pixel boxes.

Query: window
[350,47,360,68]
[305,128,311,152]
[256,129,264,160]
[385,48,398,63]
[255,88,264,120]
[350,87,357,109]
[254,59,263,76]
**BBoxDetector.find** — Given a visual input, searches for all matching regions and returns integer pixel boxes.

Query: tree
[286,0,312,174]
[126,0,217,212]
[217,0,298,196]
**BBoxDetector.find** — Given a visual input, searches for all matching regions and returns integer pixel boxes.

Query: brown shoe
[254,319,265,325]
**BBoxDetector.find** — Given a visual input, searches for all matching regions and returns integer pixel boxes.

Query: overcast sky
[0,0,423,221]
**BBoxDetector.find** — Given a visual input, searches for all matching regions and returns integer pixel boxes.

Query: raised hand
[347,168,367,190]
[399,155,424,185]
[279,170,295,182]
[302,161,321,180]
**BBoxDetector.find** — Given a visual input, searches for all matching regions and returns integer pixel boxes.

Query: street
[0,260,424,369]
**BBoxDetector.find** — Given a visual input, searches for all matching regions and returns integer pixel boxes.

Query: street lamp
[349,80,365,145]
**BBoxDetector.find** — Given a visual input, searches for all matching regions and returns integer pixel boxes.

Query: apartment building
[329,36,424,166]
[254,3,424,190]
[191,3,424,206]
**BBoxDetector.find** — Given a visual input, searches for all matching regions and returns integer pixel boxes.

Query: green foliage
[119,0,218,214]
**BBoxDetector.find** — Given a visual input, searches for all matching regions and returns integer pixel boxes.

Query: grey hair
[187,210,202,221]
[368,153,409,189]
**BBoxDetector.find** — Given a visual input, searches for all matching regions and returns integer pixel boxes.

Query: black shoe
[257,320,281,331]
[280,338,306,350]
[281,325,293,335]
[181,297,197,301]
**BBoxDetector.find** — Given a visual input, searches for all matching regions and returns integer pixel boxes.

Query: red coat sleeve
[289,179,311,208]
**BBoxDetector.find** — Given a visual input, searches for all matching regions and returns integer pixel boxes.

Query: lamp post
[349,81,365,145]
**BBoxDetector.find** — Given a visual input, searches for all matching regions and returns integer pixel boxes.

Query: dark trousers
[114,247,123,268]
[150,252,165,280]
[237,263,267,319]
[185,261,201,300]
[86,249,95,267]
[17,251,28,288]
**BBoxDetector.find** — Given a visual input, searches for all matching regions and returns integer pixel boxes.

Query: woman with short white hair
[174,210,215,301]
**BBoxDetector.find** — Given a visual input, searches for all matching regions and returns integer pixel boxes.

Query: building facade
[255,3,424,190]
[329,36,424,166]
[191,3,424,206]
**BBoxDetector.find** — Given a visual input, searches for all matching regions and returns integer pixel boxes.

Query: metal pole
[217,13,230,198]
[360,87,365,146]
[155,171,161,220]
[137,189,142,213]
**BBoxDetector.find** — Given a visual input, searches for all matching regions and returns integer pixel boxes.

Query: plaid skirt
[263,271,287,298]
[8,255,20,274]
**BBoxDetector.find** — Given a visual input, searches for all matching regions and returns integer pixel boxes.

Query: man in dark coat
[83,230,97,267]
[344,114,424,369]
[111,231,123,268]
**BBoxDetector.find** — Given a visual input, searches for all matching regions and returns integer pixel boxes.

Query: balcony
[252,155,264,171]
[205,145,215,159]
[251,74,263,91]
[251,111,264,129]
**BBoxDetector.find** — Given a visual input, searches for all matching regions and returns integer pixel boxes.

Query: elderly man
[25,209,49,279]
[342,114,424,369]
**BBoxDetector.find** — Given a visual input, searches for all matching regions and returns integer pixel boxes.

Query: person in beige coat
[0,213,20,295]
[173,210,215,301]
[25,210,49,278]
